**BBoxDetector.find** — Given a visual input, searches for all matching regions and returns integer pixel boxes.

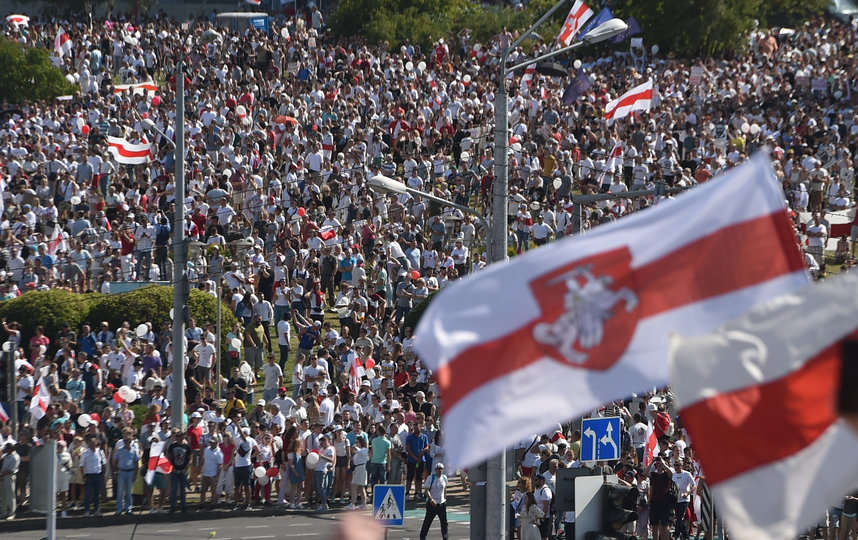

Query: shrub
[0,290,97,352]
[0,38,77,103]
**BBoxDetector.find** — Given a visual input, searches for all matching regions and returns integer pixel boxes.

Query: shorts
[520,466,534,477]
[851,225,858,243]
[201,475,217,493]
[336,455,348,469]
[649,501,671,526]
[406,461,424,483]
[152,472,167,490]
[234,465,252,489]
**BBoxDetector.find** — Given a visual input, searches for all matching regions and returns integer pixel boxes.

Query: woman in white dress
[346,437,369,509]
[520,491,545,540]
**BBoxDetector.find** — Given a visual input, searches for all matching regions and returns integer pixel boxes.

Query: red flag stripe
[605,88,653,119]
[437,210,804,411]
[680,333,850,486]
[559,3,592,42]
[108,142,151,159]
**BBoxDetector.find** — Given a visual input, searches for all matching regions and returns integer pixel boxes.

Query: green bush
[0,38,77,103]
[0,290,97,352]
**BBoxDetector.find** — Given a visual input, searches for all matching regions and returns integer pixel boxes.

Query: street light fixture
[368,175,491,249]
[486,9,628,540]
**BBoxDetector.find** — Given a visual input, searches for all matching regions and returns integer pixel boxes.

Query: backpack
[237,441,249,457]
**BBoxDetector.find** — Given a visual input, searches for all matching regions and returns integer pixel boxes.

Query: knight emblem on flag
[531,248,639,369]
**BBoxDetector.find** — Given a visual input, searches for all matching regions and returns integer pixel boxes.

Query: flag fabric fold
[413,151,808,470]
[113,82,159,95]
[54,28,73,57]
[562,71,591,105]
[669,270,858,540]
[29,377,49,420]
[557,0,593,46]
[597,143,623,190]
[145,440,173,485]
[605,79,653,124]
[107,136,154,165]
[0,402,9,423]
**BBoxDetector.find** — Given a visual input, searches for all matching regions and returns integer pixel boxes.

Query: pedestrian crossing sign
[373,484,405,526]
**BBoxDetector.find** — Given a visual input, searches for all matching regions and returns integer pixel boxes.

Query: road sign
[373,484,405,526]
[581,416,621,462]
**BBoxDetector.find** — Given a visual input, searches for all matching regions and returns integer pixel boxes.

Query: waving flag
[562,70,592,105]
[113,82,159,95]
[349,358,366,395]
[520,65,536,91]
[577,7,613,39]
[107,136,153,165]
[54,28,73,57]
[0,402,9,423]
[245,0,262,4]
[6,14,29,27]
[597,143,623,191]
[413,151,808,469]
[29,377,50,420]
[48,224,66,256]
[558,0,594,45]
[145,440,173,485]
[611,17,641,44]
[670,270,858,540]
[604,79,653,124]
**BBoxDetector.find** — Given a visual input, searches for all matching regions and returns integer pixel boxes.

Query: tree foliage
[611,0,832,57]
[0,38,78,103]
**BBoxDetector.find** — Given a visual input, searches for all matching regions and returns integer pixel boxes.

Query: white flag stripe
[712,420,858,540]
[416,152,792,368]
[442,272,807,468]
[669,270,858,409]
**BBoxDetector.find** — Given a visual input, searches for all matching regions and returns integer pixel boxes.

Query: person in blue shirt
[338,247,356,284]
[405,423,430,501]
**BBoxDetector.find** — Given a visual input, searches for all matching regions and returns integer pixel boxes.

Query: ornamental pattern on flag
[605,79,653,124]
[669,270,858,540]
[413,151,808,470]
[107,136,154,165]
[558,0,594,46]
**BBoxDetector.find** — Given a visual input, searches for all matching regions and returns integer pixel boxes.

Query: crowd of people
[0,1,855,537]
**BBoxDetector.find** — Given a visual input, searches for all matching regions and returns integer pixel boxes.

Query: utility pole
[171,58,187,429]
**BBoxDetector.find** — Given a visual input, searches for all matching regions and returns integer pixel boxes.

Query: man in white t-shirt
[261,353,284,403]
[629,413,649,463]
[314,434,335,511]
[533,474,553,540]
[233,428,258,511]
[193,336,216,381]
[419,462,449,539]
[671,464,696,539]
[270,387,296,418]
[276,311,291,373]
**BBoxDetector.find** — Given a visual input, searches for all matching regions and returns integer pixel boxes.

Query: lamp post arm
[404,186,491,243]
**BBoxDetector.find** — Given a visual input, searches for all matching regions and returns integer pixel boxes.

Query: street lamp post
[489,13,628,540]
[141,29,221,429]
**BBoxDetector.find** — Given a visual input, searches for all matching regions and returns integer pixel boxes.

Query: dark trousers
[674,501,690,538]
[279,344,290,372]
[171,471,187,511]
[83,472,102,512]
[420,501,448,540]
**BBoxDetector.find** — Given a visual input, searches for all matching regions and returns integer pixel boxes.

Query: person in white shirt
[80,436,107,516]
[318,388,335,426]
[261,353,284,403]
[233,428,258,511]
[276,311,291,372]
[629,413,649,463]
[671,463,696,540]
[193,336,216,381]
[133,215,156,281]
[200,435,224,508]
[419,462,449,539]
[531,214,554,246]
[314,434,336,511]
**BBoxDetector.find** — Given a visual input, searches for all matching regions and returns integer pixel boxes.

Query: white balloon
[78,414,92,428]
[70,196,82,206]
[75,117,84,130]
[231,338,242,349]
[136,323,148,337]
[281,28,290,40]
[258,475,270,486]
[749,124,761,135]
[417,61,426,72]
[651,44,659,55]
[236,105,247,118]
[553,177,563,190]
[254,466,266,478]
[573,59,582,70]
[473,44,481,51]
[740,123,750,134]
[119,385,135,401]
[1,342,11,352]
[170,308,175,320]
[365,368,376,378]
[406,61,414,71]
[463,74,471,83]
[305,453,320,467]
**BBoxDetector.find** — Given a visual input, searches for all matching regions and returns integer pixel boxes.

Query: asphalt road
[0,505,471,540]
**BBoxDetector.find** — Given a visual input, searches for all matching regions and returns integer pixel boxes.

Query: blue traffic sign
[373,484,405,526]
[580,416,621,462]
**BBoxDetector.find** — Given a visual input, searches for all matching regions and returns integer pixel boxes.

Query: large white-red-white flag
[107,136,153,165]
[113,82,159,95]
[145,440,173,485]
[597,143,623,191]
[669,270,858,540]
[413,152,808,469]
[29,377,50,420]
[558,0,594,45]
[605,79,653,124]
[54,28,73,57]
[47,225,66,256]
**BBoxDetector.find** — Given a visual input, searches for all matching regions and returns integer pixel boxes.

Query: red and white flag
[245,0,262,4]
[642,421,657,466]
[54,28,73,57]
[597,143,623,190]
[113,82,159,95]
[348,358,365,395]
[669,270,858,540]
[48,225,65,256]
[6,15,29,27]
[604,79,653,124]
[29,377,50,420]
[107,136,153,165]
[0,402,9,423]
[558,0,594,45]
[520,65,536,91]
[413,152,808,469]
[145,440,173,485]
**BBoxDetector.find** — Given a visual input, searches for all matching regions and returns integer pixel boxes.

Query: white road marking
[66,535,91,538]
[246,525,269,528]
[156,530,181,533]
[241,536,276,539]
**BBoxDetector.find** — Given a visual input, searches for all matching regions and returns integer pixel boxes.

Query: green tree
[0,38,77,103]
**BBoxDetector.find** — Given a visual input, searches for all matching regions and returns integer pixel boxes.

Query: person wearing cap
[248,399,273,430]
[167,429,192,513]
[200,434,223,509]
[419,462,449,540]
[187,412,205,489]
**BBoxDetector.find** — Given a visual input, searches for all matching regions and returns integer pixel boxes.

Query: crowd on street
[0,3,857,538]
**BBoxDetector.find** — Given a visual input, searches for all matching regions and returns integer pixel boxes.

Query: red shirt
[187,426,203,450]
